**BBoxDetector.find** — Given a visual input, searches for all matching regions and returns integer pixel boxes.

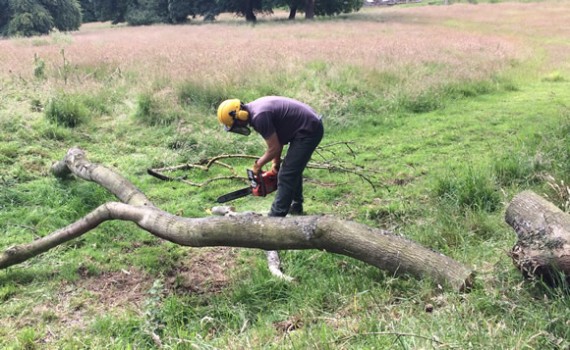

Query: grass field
[1,1,570,349]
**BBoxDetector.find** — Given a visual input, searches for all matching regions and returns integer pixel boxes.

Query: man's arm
[254,132,283,171]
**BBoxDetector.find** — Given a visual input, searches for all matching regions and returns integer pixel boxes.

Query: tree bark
[244,0,256,22]
[288,5,297,20]
[0,148,474,292]
[505,190,570,286]
[305,0,315,20]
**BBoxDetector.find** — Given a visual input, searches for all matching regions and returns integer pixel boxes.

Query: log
[0,148,475,292]
[505,190,570,286]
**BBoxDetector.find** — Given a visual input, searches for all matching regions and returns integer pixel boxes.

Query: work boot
[289,202,304,216]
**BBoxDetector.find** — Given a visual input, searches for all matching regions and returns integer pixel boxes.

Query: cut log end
[460,272,476,293]
[506,191,570,287]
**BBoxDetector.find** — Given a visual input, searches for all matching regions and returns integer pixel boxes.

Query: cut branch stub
[505,190,570,286]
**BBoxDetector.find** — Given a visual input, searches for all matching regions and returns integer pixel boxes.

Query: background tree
[167,0,195,23]
[273,0,360,20]
[218,0,266,22]
[124,0,223,25]
[125,0,169,25]
[279,0,315,20]
[0,0,364,36]
[3,0,54,37]
[189,0,222,21]
[78,0,98,22]
[83,0,220,25]
[166,0,221,24]
[315,0,361,16]
[306,0,315,19]
[0,0,81,37]
[0,0,11,34]
[80,0,130,24]
[44,0,82,31]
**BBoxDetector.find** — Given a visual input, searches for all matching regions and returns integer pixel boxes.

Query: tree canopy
[1,0,362,37]
[0,0,81,37]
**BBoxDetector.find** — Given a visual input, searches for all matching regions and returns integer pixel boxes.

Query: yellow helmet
[217,99,250,130]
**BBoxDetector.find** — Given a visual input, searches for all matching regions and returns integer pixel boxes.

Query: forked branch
[0,148,474,292]
[147,142,379,191]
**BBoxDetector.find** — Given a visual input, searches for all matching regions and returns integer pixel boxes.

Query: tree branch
[1,148,474,292]
[147,145,381,191]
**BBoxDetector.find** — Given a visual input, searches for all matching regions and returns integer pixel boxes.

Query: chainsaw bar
[216,187,252,203]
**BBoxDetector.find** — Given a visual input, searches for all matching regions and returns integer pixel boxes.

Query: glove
[252,161,262,174]
[271,159,281,174]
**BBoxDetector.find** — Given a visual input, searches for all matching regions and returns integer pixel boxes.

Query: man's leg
[269,125,323,217]
[289,176,304,215]
[268,149,305,217]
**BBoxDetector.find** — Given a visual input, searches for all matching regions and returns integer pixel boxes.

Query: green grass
[44,93,91,128]
[2,3,570,349]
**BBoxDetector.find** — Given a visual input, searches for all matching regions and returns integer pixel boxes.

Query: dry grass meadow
[2,3,558,111]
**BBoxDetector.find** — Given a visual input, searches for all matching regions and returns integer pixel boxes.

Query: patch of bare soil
[164,247,240,294]
[79,267,152,310]
[48,267,152,330]
[3,267,155,345]
[9,248,240,345]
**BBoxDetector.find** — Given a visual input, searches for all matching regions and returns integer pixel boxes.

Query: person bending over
[217,96,324,216]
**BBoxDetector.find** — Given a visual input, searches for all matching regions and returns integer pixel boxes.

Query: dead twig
[147,168,247,187]
[316,141,357,159]
[202,154,258,168]
[147,142,381,191]
[335,331,455,348]
[306,162,379,192]
[147,154,258,185]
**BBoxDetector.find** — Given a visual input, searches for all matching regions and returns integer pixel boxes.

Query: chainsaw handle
[271,158,281,173]
[247,169,278,197]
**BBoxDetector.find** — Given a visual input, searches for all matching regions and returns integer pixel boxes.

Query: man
[217,96,324,217]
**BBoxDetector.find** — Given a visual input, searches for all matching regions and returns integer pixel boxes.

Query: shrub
[399,90,443,114]
[44,93,89,128]
[435,166,501,212]
[493,153,538,186]
[79,88,123,116]
[33,54,46,79]
[542,71,565,82]
[445,80,496,98]
[134,92,179,126]
[36,122,72,141]
[177,81,227,112]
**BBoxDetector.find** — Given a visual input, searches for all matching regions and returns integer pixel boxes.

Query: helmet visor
[225,124,251,136]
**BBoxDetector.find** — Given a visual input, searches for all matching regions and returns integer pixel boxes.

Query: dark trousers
[269,122,324,217]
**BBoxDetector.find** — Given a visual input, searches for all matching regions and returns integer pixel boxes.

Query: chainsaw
[216,169,278,203]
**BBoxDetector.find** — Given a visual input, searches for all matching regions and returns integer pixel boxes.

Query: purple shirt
[246,96,321,145]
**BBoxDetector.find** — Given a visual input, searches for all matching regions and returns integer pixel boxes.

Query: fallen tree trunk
[506,190,570,286]
[0,148,474,292]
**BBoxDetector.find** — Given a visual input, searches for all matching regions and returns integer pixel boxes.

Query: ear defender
[236,109,249,121]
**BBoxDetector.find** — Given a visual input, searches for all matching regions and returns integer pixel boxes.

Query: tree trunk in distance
[289,5,297,20]
[245,0,256,22]
[305,0,315,19]
[0,148,474,292]
[505,190,570,286]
